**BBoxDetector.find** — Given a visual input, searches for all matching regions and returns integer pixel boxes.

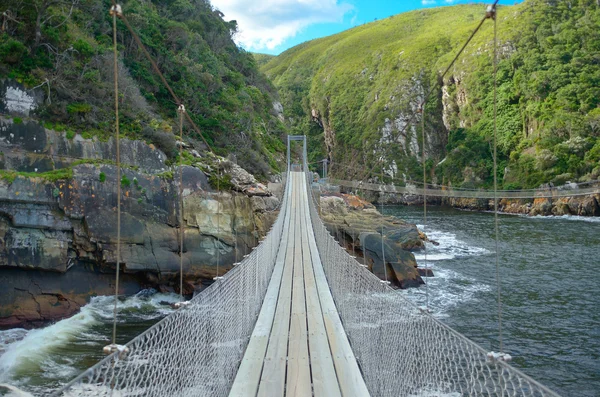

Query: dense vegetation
[261,0,600,188]
[0,0,286,178]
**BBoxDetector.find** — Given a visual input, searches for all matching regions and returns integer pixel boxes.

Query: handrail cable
[330,160,599,194]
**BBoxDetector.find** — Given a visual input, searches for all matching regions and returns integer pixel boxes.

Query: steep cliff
[0,117,280,328]
[0,0,286,177]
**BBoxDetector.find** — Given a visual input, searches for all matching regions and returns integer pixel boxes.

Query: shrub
[99,172,106,182]
[12,117,23,124]
[0,39,27,64]
[67,103,92,114]
[121,175,131,187]
[141,126,177,159]
[208,172,234,191]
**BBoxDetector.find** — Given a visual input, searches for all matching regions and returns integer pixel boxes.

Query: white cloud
[422,0,457,4]
[210,0,353,51]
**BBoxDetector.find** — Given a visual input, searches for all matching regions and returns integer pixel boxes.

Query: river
[0,291,180,395]
[383,205,600,397]
[0,207,598,396]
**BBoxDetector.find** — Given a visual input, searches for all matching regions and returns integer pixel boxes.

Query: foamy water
[401,225,492,318]
[527,214,600,223]
[0,290,179,394]
[385,205,600,397]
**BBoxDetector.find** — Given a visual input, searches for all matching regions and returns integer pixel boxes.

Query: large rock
[220,159,272,196]
[0,265,140,329]
[0,161,279,328]
[0,117,168,173]
[320,193,427,289]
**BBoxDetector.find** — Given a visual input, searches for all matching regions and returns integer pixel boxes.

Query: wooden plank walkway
[229,172,370,397]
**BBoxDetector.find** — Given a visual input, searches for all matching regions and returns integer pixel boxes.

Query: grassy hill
[252,53,275,67]
[262,0,600,188]
[0,0,286,178]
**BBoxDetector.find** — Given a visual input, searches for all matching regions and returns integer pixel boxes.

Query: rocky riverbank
[342,185,600,217]
[0,117,279,329]
[319,193,430,289]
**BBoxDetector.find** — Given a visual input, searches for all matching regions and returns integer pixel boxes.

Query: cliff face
[0,117,279,329]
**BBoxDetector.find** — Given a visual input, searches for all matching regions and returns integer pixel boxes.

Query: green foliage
[99,172,106,182]
[12,117,22,124]
[121,175,131,187]
[208,172,234,191]
[263,0,600,187]
[0,37,28,64]
[66,103,92,114]
[0,168,73,184]
[65,129,75,140]
[141,126,177,159]
[157,170,174,180]
[0,0,286,177]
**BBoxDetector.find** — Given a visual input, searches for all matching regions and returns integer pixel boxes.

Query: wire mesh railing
[304,160,562,397]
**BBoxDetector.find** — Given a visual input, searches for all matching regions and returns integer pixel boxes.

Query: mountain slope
[0,0,286,177]
[262,0,600,188]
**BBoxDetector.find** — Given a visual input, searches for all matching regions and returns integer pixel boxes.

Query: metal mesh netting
[303,160,561,396]
[53,179,290,397]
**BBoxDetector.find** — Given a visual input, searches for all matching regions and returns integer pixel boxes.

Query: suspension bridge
[46,136,560,397]
[20,2,573,395]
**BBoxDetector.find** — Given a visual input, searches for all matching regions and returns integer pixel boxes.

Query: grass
[0,168,73,184]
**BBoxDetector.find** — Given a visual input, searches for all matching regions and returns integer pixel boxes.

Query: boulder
[320,193,428,289]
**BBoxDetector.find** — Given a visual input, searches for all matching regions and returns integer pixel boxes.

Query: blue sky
[210,0,523,55]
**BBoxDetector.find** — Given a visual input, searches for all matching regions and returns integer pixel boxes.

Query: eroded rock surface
[0,120,279,328]
[319,193,428,289]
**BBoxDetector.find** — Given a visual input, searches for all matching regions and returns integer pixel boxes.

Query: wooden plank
[285,172,311,397]
[301,176,371,397]
[229,176,294,397]
[257,173,298,397]
[299,179,342,397]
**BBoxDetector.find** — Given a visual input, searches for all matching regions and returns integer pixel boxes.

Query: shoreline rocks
[319,193,430,289]
[340,184,600,217]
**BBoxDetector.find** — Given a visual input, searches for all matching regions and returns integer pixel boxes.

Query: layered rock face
[0,119,279,328]
[447,194,600,216]
[343,183,600,217]
[318,193,428,289]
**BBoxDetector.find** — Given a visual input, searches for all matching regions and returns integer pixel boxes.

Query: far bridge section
[330,178,600,199]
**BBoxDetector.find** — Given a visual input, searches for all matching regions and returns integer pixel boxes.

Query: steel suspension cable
[421,102,429,311]
[491,7,504,354]
[110,3,122,348]
[178,105,185,300]
[117,13,214,154]
[329,0,501,185]
[380,167,388,284]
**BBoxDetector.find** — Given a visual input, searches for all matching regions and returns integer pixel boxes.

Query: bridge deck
[229,172,369,397]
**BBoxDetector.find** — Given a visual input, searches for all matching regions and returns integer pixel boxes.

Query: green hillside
[252,53,275,67]
[262,0,600,188]
[0,0,286,177]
